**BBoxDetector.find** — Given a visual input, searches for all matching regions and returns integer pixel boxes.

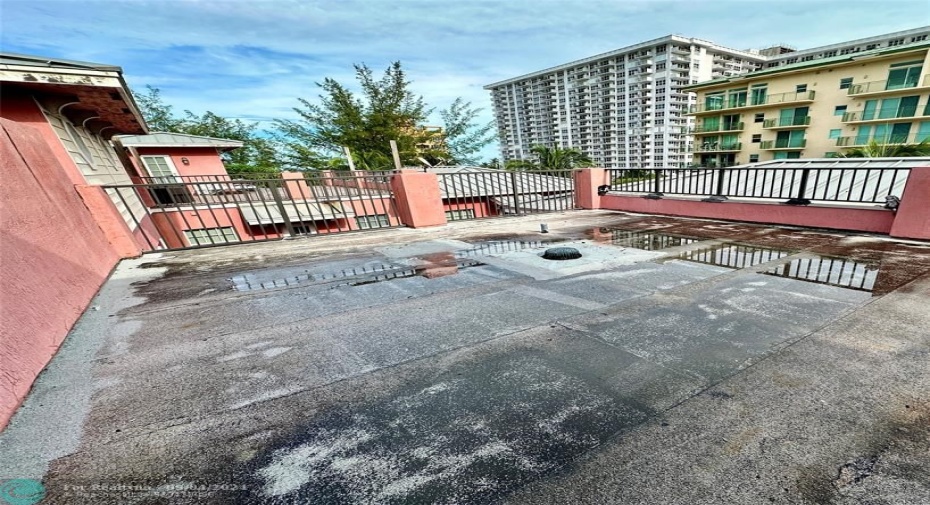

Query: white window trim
[140,155,181,182]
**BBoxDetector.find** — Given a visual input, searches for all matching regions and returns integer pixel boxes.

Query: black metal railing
[605,166,909,204]
[438,169,576,221]
[105,172,402,251]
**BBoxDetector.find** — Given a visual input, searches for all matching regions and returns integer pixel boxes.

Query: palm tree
[840,138,930,158]
[505,145,592,171]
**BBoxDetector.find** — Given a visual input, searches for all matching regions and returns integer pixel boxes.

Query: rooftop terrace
[2,210,929,504]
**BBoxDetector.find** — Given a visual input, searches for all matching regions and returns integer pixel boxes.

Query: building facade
[486,27,930,169]
[684,41,930,166]
[484,36,766,169]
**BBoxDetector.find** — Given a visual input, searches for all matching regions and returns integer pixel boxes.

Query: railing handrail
[605,166,909,205]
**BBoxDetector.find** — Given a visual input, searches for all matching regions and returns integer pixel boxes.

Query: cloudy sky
[2,0,927,160]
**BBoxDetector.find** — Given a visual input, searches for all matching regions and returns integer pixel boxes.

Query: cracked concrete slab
[2,210,928,505]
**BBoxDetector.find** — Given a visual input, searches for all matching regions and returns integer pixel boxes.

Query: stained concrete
[2,210,929,505]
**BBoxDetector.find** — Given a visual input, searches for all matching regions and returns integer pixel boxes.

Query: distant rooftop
[113,132,244,151]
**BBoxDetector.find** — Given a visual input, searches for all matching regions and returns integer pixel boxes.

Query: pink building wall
[574,168,930,240]
[0,118,124,430]
[133,146,231,179]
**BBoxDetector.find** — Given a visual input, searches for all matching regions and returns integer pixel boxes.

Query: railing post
[645,169,663,199]
[701,167,730,203]
[510,171,522,215]
[786,168,812,205]
[270,179,296,237]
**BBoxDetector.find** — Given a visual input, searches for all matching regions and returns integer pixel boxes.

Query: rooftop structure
[2,211,929,503]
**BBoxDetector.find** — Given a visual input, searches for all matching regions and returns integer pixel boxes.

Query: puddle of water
[763,256,879,293]
[676,243,794,270]
[588,228,701,251]
[454,240,555,258]
[231,263,405,291]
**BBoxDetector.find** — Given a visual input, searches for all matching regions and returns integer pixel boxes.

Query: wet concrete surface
[2,210,930,504]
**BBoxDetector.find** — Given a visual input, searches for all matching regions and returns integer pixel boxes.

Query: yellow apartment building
[684,41,930,166]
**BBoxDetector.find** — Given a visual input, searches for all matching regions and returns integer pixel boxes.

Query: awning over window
[239,201,354,225]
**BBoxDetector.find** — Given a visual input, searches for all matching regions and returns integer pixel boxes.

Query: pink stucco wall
[599,193,896,234]
[135,146,230,179]
[890,167,930,240]
[390,170,448,228]
[1,117,122,430]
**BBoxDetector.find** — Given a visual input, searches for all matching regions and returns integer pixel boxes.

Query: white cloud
[2,0,927,161]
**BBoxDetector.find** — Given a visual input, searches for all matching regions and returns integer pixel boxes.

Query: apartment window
[355,214,391,229]
[801,56,814,62]
[141,155,180,182]
[749,154,760,163]
[828,129,842,139]
[834,105,847,116]
[839,77,853,89]
[754,113,765,123]
[750,84,768,105]
[183,227,239,246]
[444,209,475,220]
[656,63,666,70]
[796,84,808,93]
[824,152,839,158]
[886,61,923,90]
[824,50,837,57]
[751,134,762,143]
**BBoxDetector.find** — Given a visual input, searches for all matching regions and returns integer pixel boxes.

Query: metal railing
[606,166,909,204]
[763,116,811,128]
[691,122,744,133]
[693,142,742,153]
[689,91,816,114]
[842,106,922,122]
[105,172,402,251]
[760,139,807,149]
[836,132,927,147]
[847,74,930,95]
[437,169,576,221]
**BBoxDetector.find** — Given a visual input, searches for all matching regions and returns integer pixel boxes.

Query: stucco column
[74,185,144,258]
[890,166,930,240]
[281,171,311,200]
[574,168,609,210]
[390,170,447,228]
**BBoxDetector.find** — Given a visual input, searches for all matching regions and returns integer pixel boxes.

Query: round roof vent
[542,247,582,260]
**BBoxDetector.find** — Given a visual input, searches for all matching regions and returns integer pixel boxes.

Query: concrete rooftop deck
[2,210,930,504]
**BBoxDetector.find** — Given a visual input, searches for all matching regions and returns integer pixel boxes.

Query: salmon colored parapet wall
[0,119,123,430]
[574,168,930,241]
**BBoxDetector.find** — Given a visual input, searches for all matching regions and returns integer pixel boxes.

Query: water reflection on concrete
[764,256,879,293]
[589,228,701,250]
[676,243,793,269]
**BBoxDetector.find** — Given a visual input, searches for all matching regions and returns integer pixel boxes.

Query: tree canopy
[132,86,280,175]
[273,62,435,170]
[439,97,496,165]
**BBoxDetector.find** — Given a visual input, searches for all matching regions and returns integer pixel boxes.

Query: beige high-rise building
[486,27,930,169]
[684,41,930,167]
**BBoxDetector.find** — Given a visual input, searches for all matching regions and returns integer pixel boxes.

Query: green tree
[840,139,930,158]
[439,98,495,165]
[273,62,437,170]
[132,86,282,175]
[505,145,593,171]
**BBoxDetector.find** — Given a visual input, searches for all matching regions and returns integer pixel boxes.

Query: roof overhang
[0,52,148,136]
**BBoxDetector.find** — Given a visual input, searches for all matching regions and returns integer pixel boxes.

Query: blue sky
[2,0,928,161]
